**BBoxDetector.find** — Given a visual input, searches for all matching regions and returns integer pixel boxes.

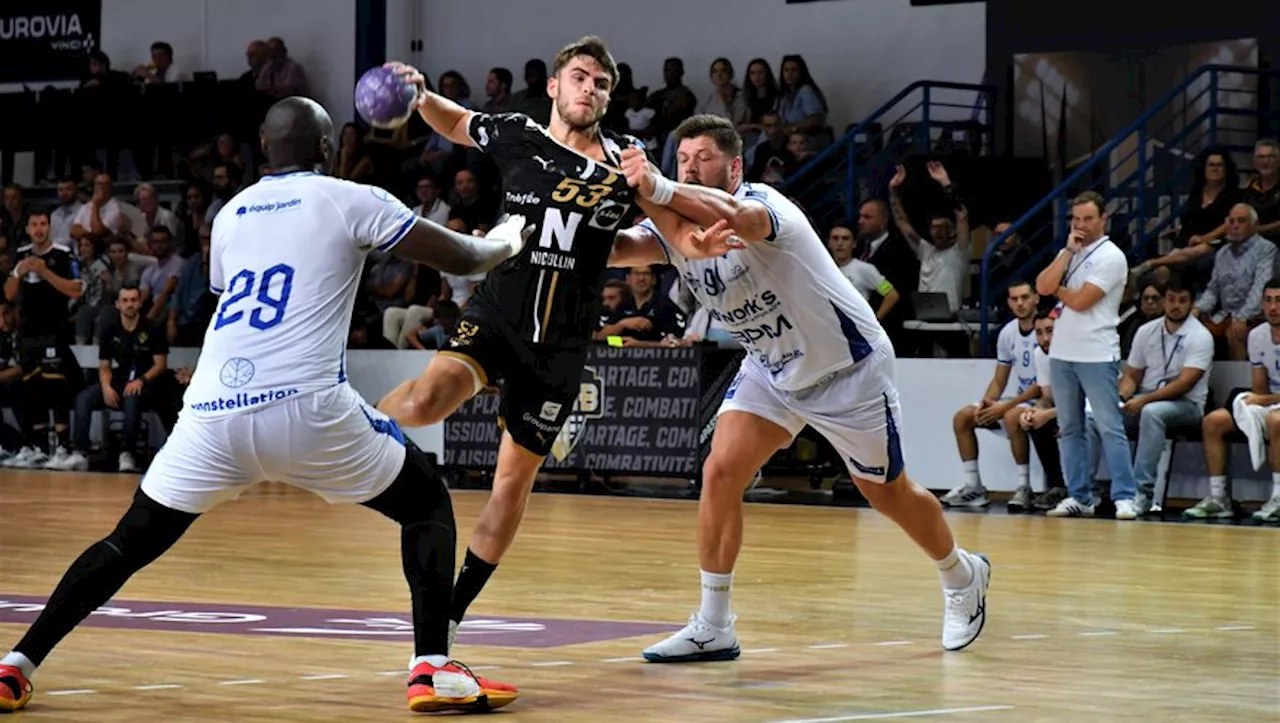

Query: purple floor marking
[0,594,678,649]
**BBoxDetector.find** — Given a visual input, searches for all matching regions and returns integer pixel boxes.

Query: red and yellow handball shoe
[0,664,33,713]
[406,659,518,713]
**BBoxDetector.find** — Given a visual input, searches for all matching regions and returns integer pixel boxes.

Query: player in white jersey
[944,281,1044,510]
[610,115,991,662]
[1197,277,1280,522]
[0,97,529,715]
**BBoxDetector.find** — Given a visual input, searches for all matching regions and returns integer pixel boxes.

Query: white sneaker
[43,446,71,470]
[1046,498,1095,518]
[1006,485,1033,512]
[118,452,138,473]
[447,619,459,652]
[941,483,989,508]
[2,446,41,468]
[1114,499,1138,520]
[427,667,482,699]
[47,450,88,471]
[1251,494,1280,523]
[642,613,740,663]
[1184,496,1233,520]
[942,551,991,651]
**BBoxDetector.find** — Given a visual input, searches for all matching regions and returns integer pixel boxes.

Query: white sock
[1016,464,1030,489]
[1,652,34,679]
[698,570,734,628]
[1209,475,1227,499]
[1272,473,1280,499]
[409,654,450,670]
[936,547,974,590]
[961,460,980,488]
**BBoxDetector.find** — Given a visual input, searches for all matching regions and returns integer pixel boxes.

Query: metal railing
[977,64,1280,350]
[779,80,997,230]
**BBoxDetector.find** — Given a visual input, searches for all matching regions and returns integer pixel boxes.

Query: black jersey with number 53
[463,111,645,347]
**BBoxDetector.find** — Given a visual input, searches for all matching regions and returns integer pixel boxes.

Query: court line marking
[1215,625,1253,631]
[1077,631,1119,637]
[1147,628,1186,634]
[808,643,849,649]
[603,656,643,663]
[218,679,266,686]
[46,689,96,696]
[772,704,1017,722]
[744,648,779,654]
[530,661,574,667]
[299,673,348,680]
[377,670,404,676]
[1010,634,1048,640]
[873,641,913,647]
[133,684,183,691]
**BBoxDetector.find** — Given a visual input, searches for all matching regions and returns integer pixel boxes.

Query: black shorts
[441,307,587,457]
[18,336,82,386]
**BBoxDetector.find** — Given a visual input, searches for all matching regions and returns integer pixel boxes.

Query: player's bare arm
[387,62,476,148]
[619,148,772,243]
[609,207,739,267]
[393,214,531,275]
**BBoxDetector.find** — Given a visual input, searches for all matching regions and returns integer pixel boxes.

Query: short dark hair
[603,279,630,295]
[117,283,141,300]
[1163,273,1191,297]
[553,36,618,91]
[149,226,173,241]
[150,42,173,59]
[672,114,744,159]
[1266,276,1280,294]
[1141,281,1167,298]
[1007,280,1034,296]
[27,208,50,222]
[213,161,244,184]
[489,67,513,90]
[1070,191,1106,216]
[1034,310,1054,322]
[828,222,853,236]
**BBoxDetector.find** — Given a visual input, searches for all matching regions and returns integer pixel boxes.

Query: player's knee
[1002,406,1024,433]
[1266,411,1280,437]
[104,491,197,570]
[1203,409,1235,436]
[952,407,974,433]
[701,454,753,499]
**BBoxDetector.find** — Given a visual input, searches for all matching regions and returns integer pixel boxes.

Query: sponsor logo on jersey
[550,367,605,462]
[763,349,805,376]
[588,200,630,231]
[725,264,749,283]
[506,191,541,206]
[539,401,563,421]
[236,198,302,216]
[848,456,885,477]
[708,290,779,325]
[730,314,793,345]
[188,387,300,413]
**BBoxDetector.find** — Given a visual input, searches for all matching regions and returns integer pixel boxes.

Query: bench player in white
[611,115,991,662]
[0,97,529,714]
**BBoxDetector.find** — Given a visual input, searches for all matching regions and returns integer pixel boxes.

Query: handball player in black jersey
[379,37,742,646]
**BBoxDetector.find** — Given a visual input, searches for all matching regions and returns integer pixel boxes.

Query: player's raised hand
[485,213,534,259]
[620,147,656,200]
[691,219,746,258]
[383,61,428,106]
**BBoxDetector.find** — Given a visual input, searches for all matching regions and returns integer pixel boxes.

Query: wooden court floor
[1,471,1277,722]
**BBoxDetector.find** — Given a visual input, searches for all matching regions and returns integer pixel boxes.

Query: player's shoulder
[15,243,32,254]
[998,318,1021,339]
[600,127,645,154]
[50,242,76,258]
[1132,316,1163,343]
[1184,315,1214,344]
[1248,321,1270,346]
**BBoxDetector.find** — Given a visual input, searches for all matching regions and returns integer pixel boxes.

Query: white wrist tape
[649,172,675,206]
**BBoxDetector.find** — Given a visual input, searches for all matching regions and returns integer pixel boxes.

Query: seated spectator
[510,59,552,126]
[205,162,245,224]
[594,266,686,346]
[648,58,697,141]
[775,55,827,145]
[1193,203,1275,360]
[1242,139,1280,247]
[745,111,797,183]
[787,132,814,166]
[167,224,217,346]
[0,302,23,458]
[1120,281,1166,358]
[96,236,146,336]
[139,227,183,326]
[71,174,127,243]
[134,183,180,245]
[481,67,514,114]
[943,282,1046,510]
[624,88,658,149]
[49,179,83,247]
[336,123,374,182]
[827,223,899,321]
[985,222,1032,281]
[1193,277,1280,523]
[412,174,451,225]
[698,58,749,128]
[1131,150,1240,287]
[889,162,970,312]
[407,300,461,350]
[447,169,497,233]
[132,41,185,84]
[1,185,28,247]
[75,237,108,344]
[52,285,169,473]
[258,36,311,98]
[2,210,83,469]
[1017,312,1068,511]
[1093,278,1213,514]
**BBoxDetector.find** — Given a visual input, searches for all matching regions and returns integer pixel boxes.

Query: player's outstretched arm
[386,62,476,148]
[619,148,774,243]
[393,214,532,275]
[610,202,741,267]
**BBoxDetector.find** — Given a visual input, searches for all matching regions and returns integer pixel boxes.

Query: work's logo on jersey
[236,198,302,216]
[549,367,606,463]
[708,290,779,325]
[588,200,630,231]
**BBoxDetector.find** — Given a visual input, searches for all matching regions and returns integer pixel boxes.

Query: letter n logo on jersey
[549,366,605,462]
[539,208,583,251]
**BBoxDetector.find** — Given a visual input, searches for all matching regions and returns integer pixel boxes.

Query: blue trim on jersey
[361,405,406,446]
[742,184,780,243]
[830,302,874,363]
[378,215,416,252]
[337,347,347,383]
[996,358,1014,365]
[883,393,905,482]
[260,171,322,181]
[210,285,225,294]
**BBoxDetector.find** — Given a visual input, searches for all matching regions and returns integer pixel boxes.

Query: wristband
[649,173,676,206]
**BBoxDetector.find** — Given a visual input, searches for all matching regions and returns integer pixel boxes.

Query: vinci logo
[236,198,303,216]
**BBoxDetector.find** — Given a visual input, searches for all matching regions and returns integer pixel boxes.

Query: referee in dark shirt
[3,210,83,467]
[57,285,169,472]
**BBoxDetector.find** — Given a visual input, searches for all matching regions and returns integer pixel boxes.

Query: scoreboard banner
[443,346,705,478]
[0,2,101,83]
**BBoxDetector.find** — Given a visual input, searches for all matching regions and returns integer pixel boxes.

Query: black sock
[450,548,497,624]
[403,521,457,658]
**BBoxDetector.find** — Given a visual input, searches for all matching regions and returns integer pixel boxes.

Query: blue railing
[977,64,1280,350]
[779,80,997,230]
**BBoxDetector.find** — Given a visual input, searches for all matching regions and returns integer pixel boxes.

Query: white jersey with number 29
[183,171,417,417]
[642,182,889,391]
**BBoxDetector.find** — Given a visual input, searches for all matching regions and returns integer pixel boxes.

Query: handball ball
[355,66,418,129]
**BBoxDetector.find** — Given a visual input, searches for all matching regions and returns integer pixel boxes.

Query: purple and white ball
[354,66,418,129]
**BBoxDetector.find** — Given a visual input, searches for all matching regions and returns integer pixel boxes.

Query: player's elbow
[736,204,774,243]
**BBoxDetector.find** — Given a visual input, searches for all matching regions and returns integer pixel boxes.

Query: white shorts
[719,343,903,483]
[141,383,408,514]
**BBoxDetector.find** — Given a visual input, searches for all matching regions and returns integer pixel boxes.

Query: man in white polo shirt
[1081,276,1213,514]
[1036,191,1138,519]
